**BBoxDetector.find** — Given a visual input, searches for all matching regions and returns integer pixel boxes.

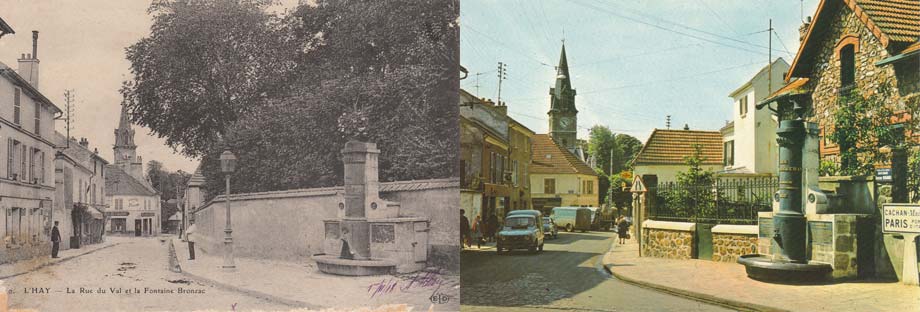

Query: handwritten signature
[367,272,444,299]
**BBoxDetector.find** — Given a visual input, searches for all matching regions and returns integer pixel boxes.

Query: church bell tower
[548,43,577,152]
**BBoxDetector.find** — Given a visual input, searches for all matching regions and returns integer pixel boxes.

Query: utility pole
[63,90,75,149]
[609,148,614,175]
[496,62,507,104]
[768,19,773,94]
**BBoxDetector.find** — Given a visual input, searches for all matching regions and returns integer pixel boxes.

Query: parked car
[542,217,558,239]
[497,215,544,253]
[507,209,543,220]
[551,206,593,232]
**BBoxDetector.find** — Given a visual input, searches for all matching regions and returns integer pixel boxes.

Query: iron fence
[648,176,778,225]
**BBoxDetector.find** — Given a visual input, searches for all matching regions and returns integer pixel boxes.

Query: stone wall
[712,225,759,263]
[193,178,460,272]
[642,221,695,260]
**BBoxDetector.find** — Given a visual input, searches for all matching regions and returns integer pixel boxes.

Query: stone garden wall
[642,221,695,260]
[193,178,460,272]
[711,225,758,263]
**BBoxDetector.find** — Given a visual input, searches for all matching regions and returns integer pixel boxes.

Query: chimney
[494,101,508,116]
[17,31,39,89]
[799,16,812,42]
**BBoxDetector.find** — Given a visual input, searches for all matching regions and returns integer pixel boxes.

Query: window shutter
[6,138,12,179]
[20,145,27,181]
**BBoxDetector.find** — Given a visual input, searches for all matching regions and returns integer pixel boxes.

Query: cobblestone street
[3,236,289,312]
[460,231,734,311]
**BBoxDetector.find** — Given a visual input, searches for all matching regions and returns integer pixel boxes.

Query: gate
[695,223,714,260]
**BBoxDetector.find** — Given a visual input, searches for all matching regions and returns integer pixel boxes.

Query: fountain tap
[773,230,783,249]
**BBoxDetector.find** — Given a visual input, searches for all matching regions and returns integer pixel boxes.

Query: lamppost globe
[220,150,237,173]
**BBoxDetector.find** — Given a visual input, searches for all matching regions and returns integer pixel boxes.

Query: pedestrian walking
[51,221,61,258]
[186,219,197,260]
[487,213,499,242]
[617,216,630,245]
[471,215,483,249]
[460,209,471,249]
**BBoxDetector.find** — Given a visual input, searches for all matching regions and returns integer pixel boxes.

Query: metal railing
[648,176,777,225]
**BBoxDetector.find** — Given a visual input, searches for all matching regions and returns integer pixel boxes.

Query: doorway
[134,219,141,236]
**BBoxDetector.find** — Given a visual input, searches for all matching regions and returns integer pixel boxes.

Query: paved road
[460,231,735,312]
[4,237,289,312]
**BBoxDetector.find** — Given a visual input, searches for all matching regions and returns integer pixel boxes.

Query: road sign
[882,204,920,234]
[876,168,893,183]
[882,204,920,286]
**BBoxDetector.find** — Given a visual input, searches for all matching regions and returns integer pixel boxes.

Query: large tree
[122,0,299,157]
[587,125,624,175]
[616,134,643,169]
[145,160,191,226]
[180,0,460,196]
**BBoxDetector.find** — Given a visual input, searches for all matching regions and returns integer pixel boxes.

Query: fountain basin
[738,254,832,284]
[312,255,396,276]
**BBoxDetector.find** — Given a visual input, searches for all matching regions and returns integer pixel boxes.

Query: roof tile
[530,134,597,176]
[634,129,723,166]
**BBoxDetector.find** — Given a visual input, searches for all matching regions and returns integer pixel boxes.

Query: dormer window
[840,44,855,89]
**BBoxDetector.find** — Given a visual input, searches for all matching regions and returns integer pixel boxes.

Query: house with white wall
[0,30,63,264]
[721,58,790,175]
[633,128,724,184]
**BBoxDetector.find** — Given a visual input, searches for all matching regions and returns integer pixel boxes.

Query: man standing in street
[460,209,471,249]
[51,221,61,258]
[186,218,197,260]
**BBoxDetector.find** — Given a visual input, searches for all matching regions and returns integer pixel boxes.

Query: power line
[578,61,762,95]
[574,0,784,56]
[462,23,554,67]
[589,0,788,54]
[772,29,795,58]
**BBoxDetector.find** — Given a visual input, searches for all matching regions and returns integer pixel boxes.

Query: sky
[461,0,821,142]
[0,0,300,174]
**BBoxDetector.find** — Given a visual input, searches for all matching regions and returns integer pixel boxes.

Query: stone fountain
[312,141,430,276]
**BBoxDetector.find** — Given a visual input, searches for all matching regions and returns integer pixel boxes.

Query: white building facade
[0,31,63,264]
[721,58,790,175]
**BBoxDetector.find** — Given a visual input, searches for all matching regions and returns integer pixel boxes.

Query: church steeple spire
[113,101,140,178]
[550,44,576,113]
[548,43,577,152]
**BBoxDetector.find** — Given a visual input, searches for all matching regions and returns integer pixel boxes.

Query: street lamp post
[220,148,237,271]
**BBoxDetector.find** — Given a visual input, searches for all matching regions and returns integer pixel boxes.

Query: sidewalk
[602,240,920,312]
[173,239,460,311]
[0,237,121,280]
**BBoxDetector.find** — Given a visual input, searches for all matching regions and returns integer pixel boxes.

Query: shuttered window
[13,88,21,125]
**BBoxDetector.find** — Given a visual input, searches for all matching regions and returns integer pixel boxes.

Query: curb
[602,243,789,312]
[0,243,119,280]
[178,266,323,310]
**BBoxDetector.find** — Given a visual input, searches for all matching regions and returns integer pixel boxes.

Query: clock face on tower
[559,117,572,130]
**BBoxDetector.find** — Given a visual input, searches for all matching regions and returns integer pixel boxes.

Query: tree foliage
[661,144,716,217]
[122,0,300,157]
[828,85,908,176]
[587,125,624,175]
[616,134,643,169]
[122,0,461,196]
[145,160,191,225]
